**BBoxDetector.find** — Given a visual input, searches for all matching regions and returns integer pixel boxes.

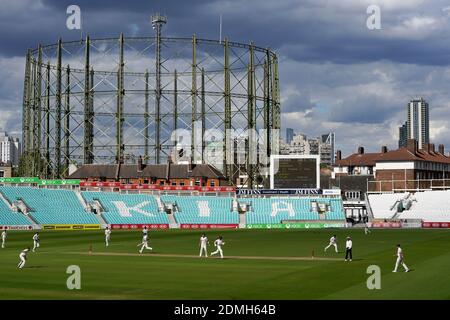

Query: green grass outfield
[1,228,450,299]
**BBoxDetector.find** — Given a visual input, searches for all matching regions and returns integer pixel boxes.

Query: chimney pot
[406,139,417,154]
[381,146,388,153]
[358,146,364,154]
[439,144,445,154]
[336,150,342,161]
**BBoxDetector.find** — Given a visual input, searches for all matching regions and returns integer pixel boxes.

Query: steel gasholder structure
[22,17,280,187]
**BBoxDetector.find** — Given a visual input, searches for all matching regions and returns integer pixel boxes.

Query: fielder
[105,227,111,247]
[364,223,371,235]
[393,244,410,273]
[18,247,30,269]
[138,234,152,254]
[210,236,225,259]
[1,230,6,248]
[199,233,209,257]
[324,235,338,253]
[32,232,40,252]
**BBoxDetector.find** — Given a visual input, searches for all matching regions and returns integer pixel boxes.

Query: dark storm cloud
[3,0,450,65]
[2,0,450,153]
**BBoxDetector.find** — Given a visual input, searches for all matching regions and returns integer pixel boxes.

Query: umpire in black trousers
[345,236,353,261]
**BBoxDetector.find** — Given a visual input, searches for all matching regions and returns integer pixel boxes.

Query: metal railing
[368,178,450,193]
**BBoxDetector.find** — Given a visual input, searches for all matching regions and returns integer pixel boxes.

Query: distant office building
[285,128,294,144]
[321,132,336,165]
[308,138,319,155]
[407,98,429,149]
[280,132,336,166]
[399,122,407,148]
[0,131,21,166]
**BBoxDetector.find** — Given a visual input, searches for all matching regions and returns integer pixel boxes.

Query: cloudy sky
[1,0,450,156]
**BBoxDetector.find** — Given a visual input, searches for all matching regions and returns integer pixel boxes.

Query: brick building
[68,157,227,187]
[333,139,450,192]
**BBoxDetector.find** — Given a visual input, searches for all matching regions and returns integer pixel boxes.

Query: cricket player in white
[393,244,410,272]
[324,235,338,253]
[1,230,6,248]
[199,233,209,257]
[32,232,40,252]
[364,223,371,235]
[18,247,30,269]
[105,227,111,246]
[210,236,225,259]
[138,234,152,254]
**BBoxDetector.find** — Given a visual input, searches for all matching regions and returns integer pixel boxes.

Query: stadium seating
[368,190,450,222]
[245,197,345,224]
[0,195,31,226]
[0,186,345,226]
[161,195,239,224]
[82,192,169,225]
[0,186,98,224]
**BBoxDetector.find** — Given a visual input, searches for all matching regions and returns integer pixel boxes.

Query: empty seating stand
[82,192,169,225]
[0,193,31,226]
[0,186,97,225]
[0,186,345,227]
[161,196,239,225]
[245,197,345,224]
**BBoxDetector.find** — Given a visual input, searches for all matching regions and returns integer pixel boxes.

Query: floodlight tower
[151,13,167,164]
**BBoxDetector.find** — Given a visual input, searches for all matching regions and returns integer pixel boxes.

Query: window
[195,180,201,186]
[0,171,4,178]
[171,181,177,186]
[159,180,165,186]
[210,180,216,187]
[180,181,185,186]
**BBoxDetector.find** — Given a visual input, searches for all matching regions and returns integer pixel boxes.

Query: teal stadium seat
[0,192,31,226]
[161,196,238,224]
[245,197,345,224]
[82,192,169,225]
[0,186,98,225]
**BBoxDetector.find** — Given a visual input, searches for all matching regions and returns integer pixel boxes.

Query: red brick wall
[375,169,415,191]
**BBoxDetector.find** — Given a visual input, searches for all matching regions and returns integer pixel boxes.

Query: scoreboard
[270,155,320,189]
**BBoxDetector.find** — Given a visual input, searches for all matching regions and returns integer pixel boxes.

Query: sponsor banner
[80,181,121,188]
[42,224,100,230]
[200,186,235,192]
[121,184,160,190]
[0,225,35,230]
[246,222,345,229]
[180,224,238,229]
[160,186,235,192]
[0,177,40,184]
[236,189,323,196]
[110,224,169,230]
[422,222,450,228]
[322,189,341,196]
[401,221,423,228]
[38,179,80,186]
[371,222,402,228]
